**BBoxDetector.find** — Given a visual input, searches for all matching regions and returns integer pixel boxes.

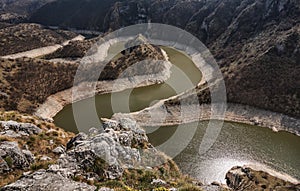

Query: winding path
[1,35,85,59]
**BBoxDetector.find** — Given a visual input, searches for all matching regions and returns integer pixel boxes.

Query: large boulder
[49,118,163,181]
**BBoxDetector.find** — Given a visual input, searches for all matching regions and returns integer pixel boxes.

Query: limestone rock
[98,188,114,191]
[52,145,66,154]
[66,132,88,150]
[151,179,167,186]
[21,149,35,164]
[50,118,158,181]
[40,156,52,161]
[0,141,34,170]
[0,121,42,137]
[1,170,96,191]
[0,156,10,173]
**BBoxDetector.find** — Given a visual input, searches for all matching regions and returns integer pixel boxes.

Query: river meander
[53,46,300,183]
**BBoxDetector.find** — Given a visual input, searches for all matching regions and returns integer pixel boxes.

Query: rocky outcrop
[1,170,96,191]
[48,118,161,180]
[0,117,202,190]
[99,34,170,81]
[0,141,34,172]
[226,166,300,191]
[0,121,42,137]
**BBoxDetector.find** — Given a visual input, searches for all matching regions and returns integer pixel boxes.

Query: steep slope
[0,0,55,23]
[0,0,55,15]
[30,0,121,30]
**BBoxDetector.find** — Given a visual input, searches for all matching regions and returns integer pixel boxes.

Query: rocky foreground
[0,111,299,191]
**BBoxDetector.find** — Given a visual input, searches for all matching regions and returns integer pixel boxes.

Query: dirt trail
[1,35,85,59]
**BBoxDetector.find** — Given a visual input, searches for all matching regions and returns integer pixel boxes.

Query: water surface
[54,47,201,132]
[53,46,300,184]
[147,122,300,183]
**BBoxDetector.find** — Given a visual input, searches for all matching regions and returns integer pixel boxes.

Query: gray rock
[1,118,165,190]
[23,171,32,176]
[98,188,114,191]
[102,119,119,131]
[0,130,20,138]
[21,150,34,164]
[52,118,155,181]
[52,146,66,154]
[151,179,167,186]
[89,127,102,135]
[0,121,42,137]
[0,156,10,173]
[0,141,33,169]
[1,170,96,191]
[200,185,224,191]
[40,156,52,161]
[66,132,88,150]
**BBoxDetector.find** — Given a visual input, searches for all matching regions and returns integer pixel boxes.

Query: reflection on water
[146,121,300,183]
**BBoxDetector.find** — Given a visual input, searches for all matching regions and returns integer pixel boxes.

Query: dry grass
[0,23,76,56]
[0,111,74,187]
[0,58,78,113]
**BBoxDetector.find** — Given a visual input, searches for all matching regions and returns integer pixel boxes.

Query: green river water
[54,46,300,183]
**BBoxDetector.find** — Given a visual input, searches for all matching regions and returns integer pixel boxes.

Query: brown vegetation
[0,111,74,187]
[0,23,76,56]
[0,57,78,113]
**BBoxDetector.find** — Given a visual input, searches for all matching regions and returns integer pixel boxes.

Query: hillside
[29,0,300,118]
[0,0,55,23]
[0,23,77,56]
[0,35,170,115]
[30,0,121,31]
[0,0,54,16]
[0,58,77,114]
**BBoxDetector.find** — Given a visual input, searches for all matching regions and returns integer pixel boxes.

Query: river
[53,46,201,132]
[53,46,300,184]
[147,121,300,183]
